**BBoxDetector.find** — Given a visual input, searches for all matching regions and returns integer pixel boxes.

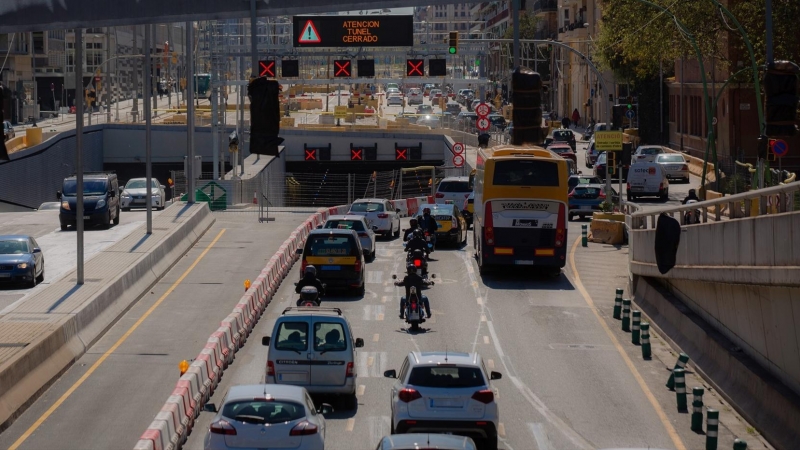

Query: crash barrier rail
[134,194,434,450]
[628,181,800,230]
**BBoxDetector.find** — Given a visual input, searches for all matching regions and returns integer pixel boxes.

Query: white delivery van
[626,162,670,202]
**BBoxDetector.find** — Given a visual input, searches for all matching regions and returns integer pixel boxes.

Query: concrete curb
[0,203,214,432]
[632,275,800,450]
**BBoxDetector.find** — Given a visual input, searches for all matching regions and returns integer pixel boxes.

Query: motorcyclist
[295,265,325,297]
[406,229,429,256]
[417,208,439,248]
[682,189,700,205]
[403,218,420,242]
[395,263,431,319]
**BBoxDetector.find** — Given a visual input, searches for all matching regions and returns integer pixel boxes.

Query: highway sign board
[772,139,789,158]
[476,117,490,131]
[453,154,465,167]
[293,16,414,48]
[475,103,491,117]
[453,142,465,154]
[334,106,348,119]
[595,131,623,151]
[625,109,635,119]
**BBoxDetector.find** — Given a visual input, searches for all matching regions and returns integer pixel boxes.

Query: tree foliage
[729,0,800,66]
[503,11,542,40]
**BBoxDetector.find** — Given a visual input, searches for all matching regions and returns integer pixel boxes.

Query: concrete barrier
[589,219,625,244]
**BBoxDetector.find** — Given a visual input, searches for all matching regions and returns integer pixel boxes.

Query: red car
[546,143,577,165]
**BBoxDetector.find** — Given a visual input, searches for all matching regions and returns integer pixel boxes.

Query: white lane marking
[363,304,385,321]
[487,359,495,370]
[381,295,388,303]
[528,422,553,450]
[345,418,355,432]
[373,333,380,342]
[476,297,483,305]
[498,422,506,438]
[484,335,490,345]
[357,385,366,396]
[481,314,487,322]
[366,270,383,284]
[358,352,387,378]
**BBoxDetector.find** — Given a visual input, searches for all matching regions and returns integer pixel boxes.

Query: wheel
[113,207,120,225]
[36,266,44,283]
[367,250,376,262]
[393,221,400,238]
[568,212,574,221]
[410,322,419,331]
[338,394,358,411]
[390,419,395,435]
[60,223,68,231]
[482,436,499,450]
[28,268,37,288]
[102,211,111,229]
[121,207,130,212]
[461,232,467,247]
[357,284,365,296]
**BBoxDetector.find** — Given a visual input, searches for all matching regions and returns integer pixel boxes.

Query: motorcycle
[294,284,325,307]
[683,200,701,225]
[392,277,428,331]
[423,231,435,253]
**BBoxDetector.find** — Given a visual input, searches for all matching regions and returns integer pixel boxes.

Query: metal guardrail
[629,181,800,230]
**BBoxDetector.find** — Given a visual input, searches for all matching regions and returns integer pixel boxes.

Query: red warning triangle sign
[298,20,321,44]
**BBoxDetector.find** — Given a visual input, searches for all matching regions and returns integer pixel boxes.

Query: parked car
[347,198,401,238]
[322,215,376,262]
[3,120,15,142]
[384,351,501,449]
[262,307,364,408]
[626,162,670,201]
[633,145,666,164]
[120,177,166,211]
[57,171,120,230]
[655,153,690,183]
[445,102,462,115]
[546,142,577,164]
[568,184,619,220]
[0,235,45,287]
[203,384,331,450]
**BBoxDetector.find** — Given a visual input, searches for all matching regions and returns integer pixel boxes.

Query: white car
[384,351,502,449]
[407,88,423,105]
[387,94,403,107]
[347,198,401,238]
[435,176,472,205]
[386,87,401,97]
[322,215,377,262]
[120,177,166,211]
[203,384,330,450]
[416,115,441,128]
[633,145,666,164]
[429,89,443,99]
[654,153,690,183]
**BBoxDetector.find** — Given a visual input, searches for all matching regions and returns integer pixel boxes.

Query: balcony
[486,8,510,28]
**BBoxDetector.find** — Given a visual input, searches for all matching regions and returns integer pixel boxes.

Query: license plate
[515,260,534,265]
[133,199,145,203]
[580,205,593,210]
[322,265,341,271]
[0,273,10,278]
[279,373,307,382]
[431,398,462,408]
[513,219,538,227]
[83,215,91,219]
[417,270,423,276]
[632,186,644,191]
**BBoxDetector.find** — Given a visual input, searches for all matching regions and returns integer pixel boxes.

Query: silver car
[322,215,376,262]
[632,145,666,164]
[203,384,331,450]
[120,177,166,211]
[376,433,477,450]
[655,153,690,183]
[387,94,403,106]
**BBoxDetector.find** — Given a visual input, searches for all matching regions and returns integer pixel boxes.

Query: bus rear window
[492,160,560,187]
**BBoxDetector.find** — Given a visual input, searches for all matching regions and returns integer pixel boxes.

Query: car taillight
[290,421,319,436]
[398,388,422,403]
[451,219,457,228]
[627,183,631,191]
[682,164,689,170]
[413,259,422,268]
[555,204,566,247]
[209,420,237,435]
[300,259,307,274]
[598,190,606,199]
[354,258,362,272]
[659,183,664,190]
[377,213,389,219]
[568,190,574,198]
[346,362,354,377]
[267,361,275,376]
[358,232,368,237]
[435,193,445,198]
[471,390,495,404]
[484,201,494,245]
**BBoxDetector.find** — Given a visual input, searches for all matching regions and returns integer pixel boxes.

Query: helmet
[689,189,696,196]
[304,265,316,277]
[414,229,424,238]
[423,207,431,215]
[409,218,418,226]
[300,286,319,303]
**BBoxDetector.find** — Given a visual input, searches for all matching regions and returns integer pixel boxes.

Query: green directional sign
[181,181,227,210]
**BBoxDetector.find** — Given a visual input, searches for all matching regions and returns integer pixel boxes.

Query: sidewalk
[567,237,772,449]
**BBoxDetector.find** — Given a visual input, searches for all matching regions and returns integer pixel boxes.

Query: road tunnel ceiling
[0,0,459,33]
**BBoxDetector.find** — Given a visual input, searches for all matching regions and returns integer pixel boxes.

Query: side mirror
[296,248,303,255]
[317,403,334,415]
[383,369,397,379]
[431,274,436,278]
[261,336,271,346]
[316,225,323,229]
[32,247,42,254]
[160,185,166,190]
[109,189,116,197]
[392,274,397,280]
[56,191,62,200]
[203,403,217,413]
[396,209,401,213]
[490,371,502,380]
[355,338,364,348]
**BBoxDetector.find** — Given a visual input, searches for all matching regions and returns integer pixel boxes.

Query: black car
[0,235,45,287]
[593,152,630,181]
[57,172,121,230]
[488,114,506,130]
[551,128,576,151]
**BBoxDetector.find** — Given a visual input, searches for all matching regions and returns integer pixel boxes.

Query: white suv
[633,145,666,164]
[435,176,472,205]
[383,351,502,449]
[347,198,401,238]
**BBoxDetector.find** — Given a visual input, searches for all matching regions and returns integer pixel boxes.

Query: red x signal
[351,149,363,160]
[406,59,424,77]
[334,60,351,77]
[259,60,275,77]
[395,148,408,160]
[305,149,317,160]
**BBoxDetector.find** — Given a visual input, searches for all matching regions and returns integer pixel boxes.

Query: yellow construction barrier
[589,219,625,245]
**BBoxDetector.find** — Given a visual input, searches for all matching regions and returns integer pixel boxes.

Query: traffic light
[429,59,447,77]
[511,66,543,146]
[764,60,799,137]
[248,77,284,156]
[333,60,351,78]
[607,151,617,175]
[448,31,459,55]
[357,59,375,77]
[406,59,424,77]
[612,105,625,130]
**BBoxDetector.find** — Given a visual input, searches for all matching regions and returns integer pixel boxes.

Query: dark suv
[551,128,576,151]
[57,172,121,230]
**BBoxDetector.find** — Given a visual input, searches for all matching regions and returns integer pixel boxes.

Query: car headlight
[121,191,131,198]
[61,201,70,210]
[17,263,28,269]
[96,199,106,209]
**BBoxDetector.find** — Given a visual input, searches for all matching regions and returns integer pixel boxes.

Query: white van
[626,162,669,202]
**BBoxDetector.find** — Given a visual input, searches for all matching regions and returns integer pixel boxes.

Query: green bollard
[613,288,623,319]
[674,368,687,411]
[733,438,747,450]
[581,224,588,247]
[706,408,719,450]
[667,353,690,390]
[621,299,631,331]
[641,322,651,359]
[631,310,641,345]
[691,387,704,432]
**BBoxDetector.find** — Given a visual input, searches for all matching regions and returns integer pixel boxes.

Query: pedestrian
[561,116,571,129]
[571,108,581,127]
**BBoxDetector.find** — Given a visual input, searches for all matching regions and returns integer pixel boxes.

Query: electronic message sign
[293,15,414,48]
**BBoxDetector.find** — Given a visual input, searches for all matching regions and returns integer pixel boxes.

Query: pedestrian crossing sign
[298,20,321,44]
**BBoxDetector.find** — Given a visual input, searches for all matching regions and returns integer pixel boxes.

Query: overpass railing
[629,181,800,230]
